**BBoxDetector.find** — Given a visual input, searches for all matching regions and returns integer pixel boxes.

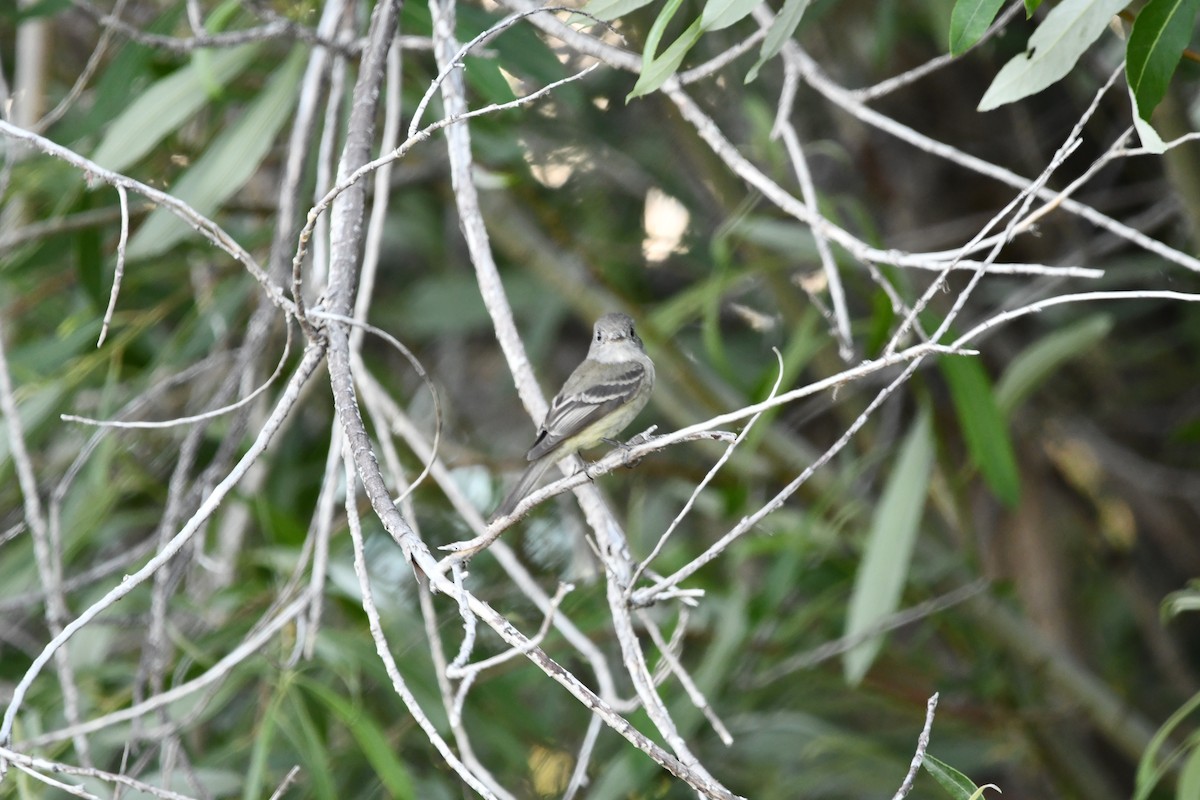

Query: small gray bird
[492,312,655,520]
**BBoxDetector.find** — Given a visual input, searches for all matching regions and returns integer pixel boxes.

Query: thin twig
[891,693,939,800]
[640,611,734,746]
[628,350,785,592]
[36,0,129,132]
[851,1,1023,102]
[96,183,129,347]
[267,765,302,800]
[0,120,294,315]
[63,325,293,428]
[0,745,201,800]
[747,580,988,687]
[17,592,312,748]
[0,318,91,765]
[0,347,325,749]
[773,61,853,360]
[69,0,362,56]
[342,445,503,798]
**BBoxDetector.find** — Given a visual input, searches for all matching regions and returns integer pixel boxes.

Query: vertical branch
[772,62,853,361]
[892,693,938,800]
[0,319,90,765]
[341,445,502,798]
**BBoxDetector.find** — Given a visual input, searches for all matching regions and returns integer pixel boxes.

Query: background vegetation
[2,0,1200,798]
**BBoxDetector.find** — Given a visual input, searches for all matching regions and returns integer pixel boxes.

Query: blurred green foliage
[2,0,1200,798]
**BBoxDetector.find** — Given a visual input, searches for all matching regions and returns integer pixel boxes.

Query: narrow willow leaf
[940,355,1021,507]
[641,0,685,66]
[1126,0,1200,121]
[299,677,417,799]
[1134,688,1200,800]
[843,408,934,685]
[745,0,812,82]
[977,0,1129,111]
[995,314,1112,416]
[701,0,761,32]
[628,18,704,99]
[949,0,1007,55]
[1162,582,1200,619]
[282,693,337,800]
[242,680,285,800]
[1179,744,1200,800]
[91,44,259,173]
[1130,86,1169,152]
[923,754,980,800]
[580,0,656,22]
[127,47,306,259]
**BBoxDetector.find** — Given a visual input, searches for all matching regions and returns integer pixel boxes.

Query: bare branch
[892,693,939,800]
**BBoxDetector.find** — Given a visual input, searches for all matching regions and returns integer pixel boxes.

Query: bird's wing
[526,360,647,461]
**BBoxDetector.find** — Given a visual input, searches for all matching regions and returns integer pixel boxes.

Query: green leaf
[923,753,980,800]
[283,692,337,800]
[641,0,685,64]
[843,407,934,685]
[580,0,656,22]
[995,314,1112,416]
[977,0,1129,111]
[628,17,704,99]
[701,0,761,32]
[1179,743,1200,800]
[1024,0,1044,15]
[126,46,307,259]
[299,677,417,800]
[1126,0,1200,121]
[1162,581,1200,619]
[464,55,518,105]
[91,44,260,173]
[1131,87,1169,152]
[940,355,1021,507]
[949,0,1007,55]
[1135,688,1200,800]
[745,0,812,82]
[242,677,287,800]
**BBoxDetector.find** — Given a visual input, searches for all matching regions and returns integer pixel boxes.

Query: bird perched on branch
[491,312,655,520]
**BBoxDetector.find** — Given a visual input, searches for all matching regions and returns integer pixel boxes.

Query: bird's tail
[490,457,553,521]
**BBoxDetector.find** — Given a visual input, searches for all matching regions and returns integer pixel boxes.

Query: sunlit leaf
[628,18,704,99]
[843,407,933,685]
[949,0,1007,55]
[940,355,1021,507]
[126,47,306,259]
[91,45,259,173]
[1126,0,1200,121]
[1131,86,1169,152]
[701,0,761,32]
[580,0,656,21]
[977,0,1129,110]
[1162,581,1200,619]
[641,0,685,65]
